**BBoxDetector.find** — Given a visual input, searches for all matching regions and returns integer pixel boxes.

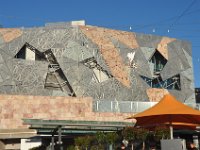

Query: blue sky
[0,0,200,87]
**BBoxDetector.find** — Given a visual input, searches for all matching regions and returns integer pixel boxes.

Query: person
[189,142,198,150]
[150,146,156,150]
[121,143,126,150]
[121,143,129,150]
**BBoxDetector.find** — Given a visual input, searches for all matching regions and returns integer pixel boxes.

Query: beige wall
[0,95,133,129]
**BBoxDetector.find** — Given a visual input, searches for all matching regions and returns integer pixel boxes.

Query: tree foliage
[122,127,137,142]
[95,131,106,145]
[74,135,93,150]
[154,126,170,141]
[105,132,119,144]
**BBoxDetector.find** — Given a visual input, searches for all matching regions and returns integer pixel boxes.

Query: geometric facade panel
[0,22,195,102]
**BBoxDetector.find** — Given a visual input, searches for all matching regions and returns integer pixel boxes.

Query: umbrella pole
[170,125,173,139]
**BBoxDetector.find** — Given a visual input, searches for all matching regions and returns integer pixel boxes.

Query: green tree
[74,136,92,150]
[122,127,137,150]
[154,126,170,141]
[75,136,84,150]
[84,135,93,150]
[135,128,149,150]
[67,145,76,150]
[105,132,119,149]
[95,131,106,146]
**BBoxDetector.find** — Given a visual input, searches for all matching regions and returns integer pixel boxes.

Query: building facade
[0,21,195,103]
[0,21,196,149]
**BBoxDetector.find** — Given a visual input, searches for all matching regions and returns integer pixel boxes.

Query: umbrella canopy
[128,94,200,139]
[128,94,200,127]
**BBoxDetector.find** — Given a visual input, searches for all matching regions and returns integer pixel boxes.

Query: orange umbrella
[128,94,200,139]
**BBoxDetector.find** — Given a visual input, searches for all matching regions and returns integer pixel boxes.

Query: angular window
[141,74,181,90]
[44,49,76,97]
[149,50,167,74]
[141,49,181,90]
[14,42,45,61]
[162,74,181,90]
[81,57,113,83]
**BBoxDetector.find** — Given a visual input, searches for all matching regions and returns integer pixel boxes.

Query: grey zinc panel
[134,86,149,101]
[135,33,162,48]
[131,71,150,88]
[95,79,121,100]
[181,41,192,56]
[134,48,153,78]
[168,72,195,103]
[95,83,111,100]
[1,39,21,57]
[50,29,71,43]
[8,36,26,56]
[23,29,47,47]
[27,29,68,51]
[95,50,113,76]
[57,57,78,69]
[181,68,194,83]
[0,79,15,87]
[39,32,56,50]
[182,47,193,67]
[0,53,4,63]
[72,85,85,96]
[63,40,93,61]
[128,72,149,101]
[0,85,13,94]
[86,79,133,101]
[167,40,190,69]
[180,68,195,91]
[185,93,195,103]
[0,36,4,44]
[64,64,93,88]
[112,39,133,65]
[180,73,195,98]
[0,64,11,80]
[78,27,112,76]
[95,78,145,102]
[161,57,183,80]
[52,90,68,96]
[77,28,100,53]
[10,60,49,96]
[0,74,3,83]
[140,47,155,61]
[52,43,65,49]
[0,50,12,62]
[67,65,94,96]
[112,86,132,101]
[129,71,138,86]
[160,40,192,81]
[168,91,184,102]
[177,54,191,71]
[169,88,194,103]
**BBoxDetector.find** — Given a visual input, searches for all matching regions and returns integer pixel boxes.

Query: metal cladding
[0,22,195,102]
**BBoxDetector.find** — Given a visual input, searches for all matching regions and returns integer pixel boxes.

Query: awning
[23,119,134,135]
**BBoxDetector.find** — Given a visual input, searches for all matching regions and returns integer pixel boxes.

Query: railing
[93,100,200,113]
